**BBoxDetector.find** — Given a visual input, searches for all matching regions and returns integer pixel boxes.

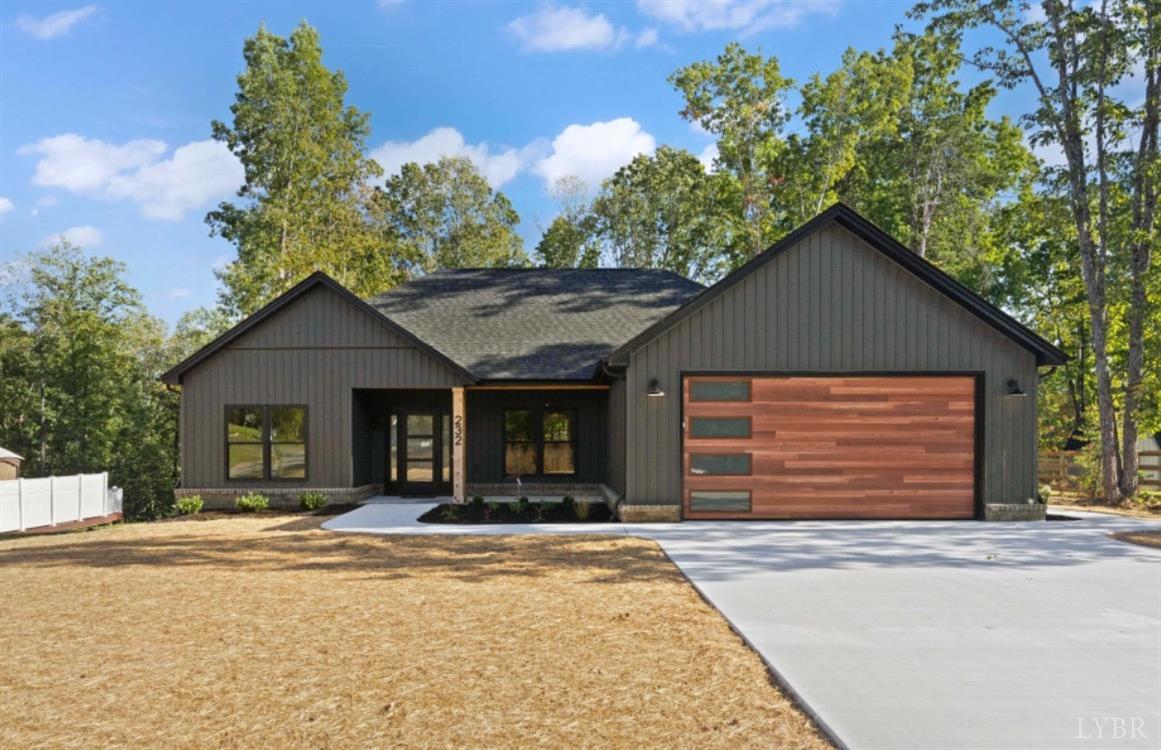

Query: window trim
[225,404,309,482]
[502,407,578,478]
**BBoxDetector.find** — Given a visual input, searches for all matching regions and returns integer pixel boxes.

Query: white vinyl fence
[0,472,122,533]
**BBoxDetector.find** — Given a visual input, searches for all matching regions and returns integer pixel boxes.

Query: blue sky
[0,0,1038,325]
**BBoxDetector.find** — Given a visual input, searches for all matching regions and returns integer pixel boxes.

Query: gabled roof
[160,273,476,385]
[607,203,1068,367]
[367,269,704,380]
[0,447,22,463]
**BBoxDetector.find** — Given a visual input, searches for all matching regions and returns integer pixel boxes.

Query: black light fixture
[647,378,665,397]
[1005,378,1026,397]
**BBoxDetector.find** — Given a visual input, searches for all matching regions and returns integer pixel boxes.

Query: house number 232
[453,415,463,446]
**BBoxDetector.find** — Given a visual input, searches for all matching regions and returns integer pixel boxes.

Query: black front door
[389,410,451,495]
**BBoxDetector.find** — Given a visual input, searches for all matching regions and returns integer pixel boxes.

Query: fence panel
[1141,451,1161,488]
[0,472,113,533]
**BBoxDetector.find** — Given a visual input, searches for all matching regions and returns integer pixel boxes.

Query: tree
[374,156,527,273]
[536,176,600,269]
[591,147,735,281]
[208,22,395,314]
[914,0,1159,500]
[670,43,794,258]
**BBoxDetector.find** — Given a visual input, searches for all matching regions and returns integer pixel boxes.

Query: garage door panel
[683,375,977,520]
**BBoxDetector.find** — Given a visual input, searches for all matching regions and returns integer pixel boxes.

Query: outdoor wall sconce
[1005,378,1026,397]
[647,378,665,397]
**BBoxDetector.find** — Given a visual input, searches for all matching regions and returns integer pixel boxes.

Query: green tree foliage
[0,244,177,519]
[374,156,527,273]
[913,0,1158,499]
[591,147,737,281]
[536,176,600,269]
[670,42,794,259]
[208,22,395,314]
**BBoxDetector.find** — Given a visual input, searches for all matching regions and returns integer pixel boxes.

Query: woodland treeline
[0,1,1155,516]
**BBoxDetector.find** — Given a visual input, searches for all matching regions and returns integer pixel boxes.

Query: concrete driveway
[325,505,1161,749]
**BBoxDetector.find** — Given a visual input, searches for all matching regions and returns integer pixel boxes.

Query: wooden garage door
[682,375,977,520]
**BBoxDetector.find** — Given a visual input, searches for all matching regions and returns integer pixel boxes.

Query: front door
[389,410,452,496]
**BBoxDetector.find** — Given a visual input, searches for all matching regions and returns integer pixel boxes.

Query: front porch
[352,385,615,505]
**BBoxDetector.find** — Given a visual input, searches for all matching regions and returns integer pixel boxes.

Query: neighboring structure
[163,204,1067,521]
[0,447,23,481]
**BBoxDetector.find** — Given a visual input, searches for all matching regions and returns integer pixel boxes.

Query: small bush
[441,504,461,522]
[1073,442,1104,499]
[471,496,485,509]
[235,492,269,512]
[561,496,576,514]
[1037,484,1052,503]
[516,497,530,517]
[175,495,203,515]
[299,491,328,511]
[574,501,591,521]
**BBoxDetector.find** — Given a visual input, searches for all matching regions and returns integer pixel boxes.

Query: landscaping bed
[1110,530,1161,550]
[419,497,616,524]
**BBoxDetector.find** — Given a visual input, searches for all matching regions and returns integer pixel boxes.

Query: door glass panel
[406,463,433,482]
[389,414,398,483]
[441,415,451,483]
[690,453,751,475]
[689,417,751,438]
[407,414,433,435]
[407,437,433,460]
[690,491,751,512]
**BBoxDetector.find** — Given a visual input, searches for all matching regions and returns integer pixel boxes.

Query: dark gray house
[163,204,1066,521]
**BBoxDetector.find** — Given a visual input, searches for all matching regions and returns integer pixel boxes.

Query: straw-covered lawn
[0,514,831,749]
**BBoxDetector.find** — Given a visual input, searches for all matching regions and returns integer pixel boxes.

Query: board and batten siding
[606,377,627,496]
[180,284,468,489]
[624,223,1039,508]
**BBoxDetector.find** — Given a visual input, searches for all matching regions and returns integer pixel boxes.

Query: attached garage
[682,374,978,519]
[606,204,1068,522]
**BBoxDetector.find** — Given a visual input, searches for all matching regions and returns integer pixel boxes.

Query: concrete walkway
[323,504,1161,750]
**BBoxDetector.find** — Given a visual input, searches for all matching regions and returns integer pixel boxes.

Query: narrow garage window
[690,454,751,475]
[690,380,751,401]
[689,416,751,438]
[690,491,751,512]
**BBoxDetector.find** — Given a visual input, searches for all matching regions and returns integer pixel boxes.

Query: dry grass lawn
[0,514,831,749]
[1111,530,1161,550]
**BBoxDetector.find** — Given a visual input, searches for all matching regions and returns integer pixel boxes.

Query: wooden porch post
[452,387,465,503]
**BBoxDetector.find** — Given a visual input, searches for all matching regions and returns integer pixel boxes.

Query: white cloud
[697,143,719,171]
[168,288,191,299]
[635,27,660,48]
[534,117,656,188]
[509,4,617,51]
[508,4,657,52]
[637,0,839,32]
[41,225,103,248]
[18,134,242,221]
[371,127,539,188]
[0,197,13,216]
[37,195,59,207]
[16,5,99,40]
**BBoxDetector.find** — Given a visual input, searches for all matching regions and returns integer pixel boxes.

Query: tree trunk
[1120,15,1159,497]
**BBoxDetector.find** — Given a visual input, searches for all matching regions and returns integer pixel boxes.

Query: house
[162,204,1067,521]
[0,447,23,481]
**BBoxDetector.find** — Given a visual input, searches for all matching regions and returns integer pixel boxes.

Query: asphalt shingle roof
[367,268,704,380]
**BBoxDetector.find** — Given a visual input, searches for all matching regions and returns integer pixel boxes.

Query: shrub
[441,504,461,522]
[175,495,203,515]
[1037,484,1052,504]
[574,501,591,521]
[1073,442,1105,499]
[471,496,485,509]
[235,492,269,512]
[516,497,529,517]
[299,491,328,511]
[561,495,576,514]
